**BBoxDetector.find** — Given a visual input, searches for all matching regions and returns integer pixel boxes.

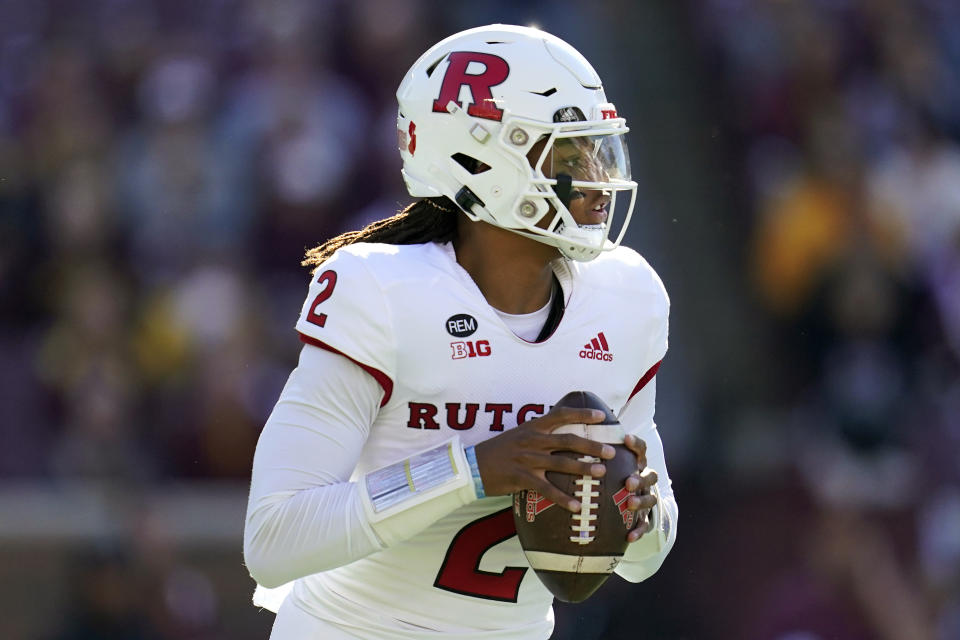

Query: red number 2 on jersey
[306,270,337,327]
[434,508,527,602]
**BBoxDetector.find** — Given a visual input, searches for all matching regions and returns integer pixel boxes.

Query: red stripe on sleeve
[628,360,662,401]
[298,333,394,407]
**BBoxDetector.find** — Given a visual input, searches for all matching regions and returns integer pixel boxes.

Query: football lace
[571,455,600,544]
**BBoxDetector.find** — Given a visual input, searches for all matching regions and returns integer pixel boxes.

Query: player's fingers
[625,434,647,466]
[625,474,640,493]
[536,407,608,431]
[627,520,651,543]
[544,454,606,478]
[531,477,582,513]
[627,494,657,511]
[638,468,658,488]
[548,432,615,460]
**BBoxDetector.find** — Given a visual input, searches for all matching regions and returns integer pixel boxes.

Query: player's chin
[568,208,607,227]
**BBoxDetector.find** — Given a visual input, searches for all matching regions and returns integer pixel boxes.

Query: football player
[244,24,677,639]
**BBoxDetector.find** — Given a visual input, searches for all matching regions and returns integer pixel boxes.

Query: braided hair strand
[302,197,458,272]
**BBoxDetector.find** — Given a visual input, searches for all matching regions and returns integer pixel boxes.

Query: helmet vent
[452,153,490,174]
[485,40,508,44]
[425,55,446,78]
[530,88,557,97]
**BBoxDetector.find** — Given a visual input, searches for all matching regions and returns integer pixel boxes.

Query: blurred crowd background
[1,0,958,638]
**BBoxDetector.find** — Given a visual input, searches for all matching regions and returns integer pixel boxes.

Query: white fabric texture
[295,246,398,389]
[245,345,478,592]
[244,345,384,590]
[245,329,674,599]
[492,292,554,342]
[244,241,677,638]
[614,378,678,582]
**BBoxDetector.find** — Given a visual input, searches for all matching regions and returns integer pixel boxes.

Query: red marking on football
[513,391,639,603]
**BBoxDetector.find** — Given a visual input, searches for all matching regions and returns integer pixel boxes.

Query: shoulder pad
[295,248,396,402]
[578,247,669,309]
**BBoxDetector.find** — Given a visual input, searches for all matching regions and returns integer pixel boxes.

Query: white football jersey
[276,240,669,638]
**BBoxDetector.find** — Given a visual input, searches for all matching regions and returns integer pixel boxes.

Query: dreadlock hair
[302,197,459,273]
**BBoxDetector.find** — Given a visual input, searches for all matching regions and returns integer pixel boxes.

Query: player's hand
[474,407,615,513]
[623,434,658,543]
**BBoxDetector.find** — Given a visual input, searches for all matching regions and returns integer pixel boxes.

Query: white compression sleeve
[244,344,384,589]
[613,377,679,583]
[244,344,479,593]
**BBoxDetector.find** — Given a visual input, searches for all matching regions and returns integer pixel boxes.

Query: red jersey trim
[298,333,393,407]
[628,360,662,401]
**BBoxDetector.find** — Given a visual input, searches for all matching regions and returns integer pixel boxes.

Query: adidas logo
[579,331,614,362]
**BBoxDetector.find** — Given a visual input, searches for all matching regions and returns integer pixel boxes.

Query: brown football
[513,391,640,603]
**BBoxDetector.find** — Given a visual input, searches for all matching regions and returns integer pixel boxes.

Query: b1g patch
[450,340,491,359]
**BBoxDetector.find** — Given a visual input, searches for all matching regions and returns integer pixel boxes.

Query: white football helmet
[396,24,637,261]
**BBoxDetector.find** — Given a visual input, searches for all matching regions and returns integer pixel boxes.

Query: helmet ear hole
[451,153,491,174]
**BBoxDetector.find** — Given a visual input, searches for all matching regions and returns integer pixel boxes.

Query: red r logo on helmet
[432,52,510,121]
